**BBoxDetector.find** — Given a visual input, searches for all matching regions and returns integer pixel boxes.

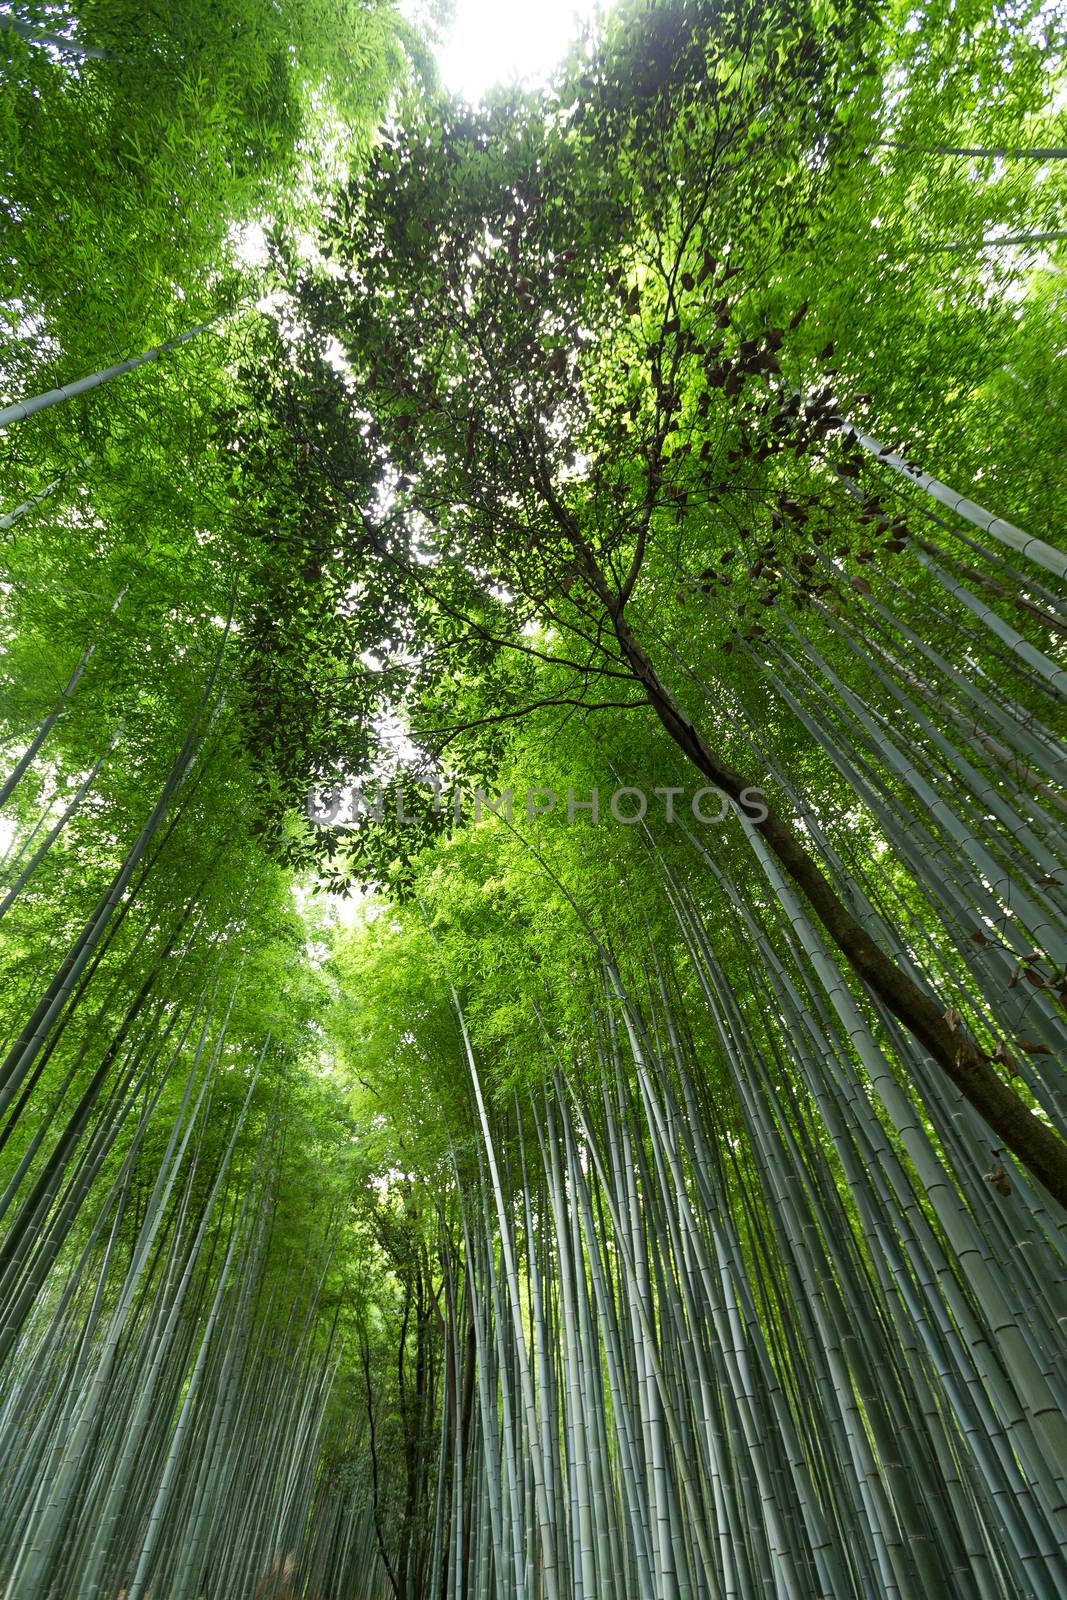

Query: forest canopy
[2,1,1067,1596]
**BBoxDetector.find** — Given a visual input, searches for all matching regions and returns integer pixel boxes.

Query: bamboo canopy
[2,0,1067,1595]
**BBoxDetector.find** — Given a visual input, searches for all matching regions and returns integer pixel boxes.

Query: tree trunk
[605,603,1067,1208]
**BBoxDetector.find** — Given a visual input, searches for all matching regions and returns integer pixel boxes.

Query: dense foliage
[2,1,1067,1596]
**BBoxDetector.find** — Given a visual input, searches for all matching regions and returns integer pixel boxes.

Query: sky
[435,0,605,101]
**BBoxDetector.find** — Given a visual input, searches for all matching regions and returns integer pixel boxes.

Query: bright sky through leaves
[436,0,604,100]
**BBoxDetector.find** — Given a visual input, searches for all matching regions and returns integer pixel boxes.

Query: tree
[282,0,1067,1197]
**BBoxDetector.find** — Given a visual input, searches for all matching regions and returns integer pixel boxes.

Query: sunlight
[436,0,606,101]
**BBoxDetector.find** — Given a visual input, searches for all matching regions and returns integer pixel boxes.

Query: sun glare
[436,0,606,102]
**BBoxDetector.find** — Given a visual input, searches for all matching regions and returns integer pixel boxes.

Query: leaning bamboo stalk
[844,422,1067,579]
[0,325,215,430]
[913,546,1067,699]
[0,587,125,809]
[0,610,232,1117]
[0,723,124,920]
[0,459,92,532]
[0,15,108,57]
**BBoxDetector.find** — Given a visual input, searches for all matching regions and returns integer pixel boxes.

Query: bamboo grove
[2,1,1067,1596]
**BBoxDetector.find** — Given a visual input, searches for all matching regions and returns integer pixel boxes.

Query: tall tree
[282,0,1067,1196]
